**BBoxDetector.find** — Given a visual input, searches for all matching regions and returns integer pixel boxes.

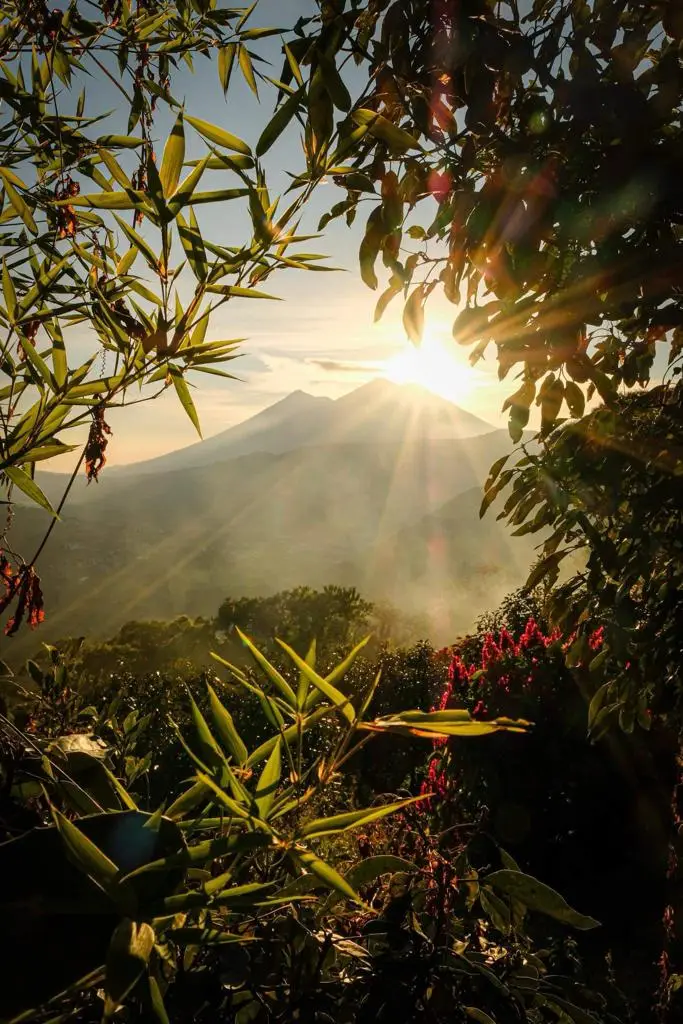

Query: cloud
[306,358,384,374]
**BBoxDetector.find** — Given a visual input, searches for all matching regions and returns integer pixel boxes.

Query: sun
[383,325,476,403]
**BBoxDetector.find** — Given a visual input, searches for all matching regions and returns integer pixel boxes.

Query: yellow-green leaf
[352,109,421,151]
[238,44,258,97]
[254,739,281,819]
[207,684,248,765]
[256,88,303,158]
[159,113,185,198]
[5,465,57,517]
[218,43,236,94]
[169,368,201,437]
[185,115,251,156]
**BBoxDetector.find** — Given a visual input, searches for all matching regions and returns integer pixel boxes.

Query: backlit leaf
[159,113,185,198]
[169,368,201,437]
[486,869,600,929]
[5,465,57,517]
[186,115,251,155]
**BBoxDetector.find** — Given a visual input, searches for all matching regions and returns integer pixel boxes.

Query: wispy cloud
[306,358,384,374]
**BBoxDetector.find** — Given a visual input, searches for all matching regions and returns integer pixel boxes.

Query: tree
[298,1,683,732]
[0,0,345,633]
[217,585,375,667]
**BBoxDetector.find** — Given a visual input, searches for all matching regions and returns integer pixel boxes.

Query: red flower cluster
[420,618,603,809]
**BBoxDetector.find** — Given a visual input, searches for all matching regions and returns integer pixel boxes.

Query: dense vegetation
[1,1,683,1022]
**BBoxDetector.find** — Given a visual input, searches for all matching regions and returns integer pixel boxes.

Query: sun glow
[383,325,477,404]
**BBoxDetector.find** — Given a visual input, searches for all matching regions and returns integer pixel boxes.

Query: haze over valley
[12,380,538,648]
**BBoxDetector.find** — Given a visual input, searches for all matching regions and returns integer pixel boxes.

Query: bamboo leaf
[167,155,210,219]
[352,109,422,151]
[278,639,354,722]
[299,795,424,840]
[5,465,57,517]
[291,847,363,904]
[64,190,147,210]
[169,367,201,437]
[218,43,236,94]
[113,214,160,274]
[159,112,185,198]
[2,258,16,319]
[185,116,251,155]
[238,44,258,96]
[256,88,303,157]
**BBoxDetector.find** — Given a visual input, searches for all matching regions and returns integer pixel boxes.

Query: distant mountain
[109,378,494,477]
[9,380,531,651]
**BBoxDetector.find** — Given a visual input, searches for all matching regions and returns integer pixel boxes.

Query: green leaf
[297,638,316,709]
[254,739,281,819]
[66,190,146,210]
[187,691,224,771]
[564,380,585,418]
[113,215,159,274]
[236,628,297,707]
[403,284,425,345]
[218,43,236,94]
[165,780,208,820]
[2,258,16,319]
[238,44,258,97]
[278,639,354,723]
[464,1009,497,1024]
[52,806,119,889]
[284,43,303,87]
[245,706,331,768]
[167,155,211,219]
[159,113,185,198]
[169,368,201,437]
[20,442,78,463]
[291,847,363,905]
[298,795,424,840]
[359,710,531,738]
[318,52,352,112]
[486,869,600,929]
[207,683,248,765]
[352,109,421,151]
[185,115,251,155]
[256,88,303,157]
[344,855,416,890]
[105,919,155,1011]
[207,284,280,300]
[176,209,207,282]
[0,172,37,234]
[195,772,271,832]
[5,466,57,517]
[147,974,170,1024]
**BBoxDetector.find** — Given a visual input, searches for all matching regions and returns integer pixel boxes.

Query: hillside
[9,381,533,649]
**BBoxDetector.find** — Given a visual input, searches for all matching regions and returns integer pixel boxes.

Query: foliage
[295,0,683,743]
[217,586,376,669]
[0,629,597,1024]
[0,0,345,627]
[422,590,678,1016]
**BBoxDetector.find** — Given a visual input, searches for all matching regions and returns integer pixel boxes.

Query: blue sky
[58,1,516,464]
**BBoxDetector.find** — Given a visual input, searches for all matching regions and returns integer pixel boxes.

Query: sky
[47,1,517,466]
